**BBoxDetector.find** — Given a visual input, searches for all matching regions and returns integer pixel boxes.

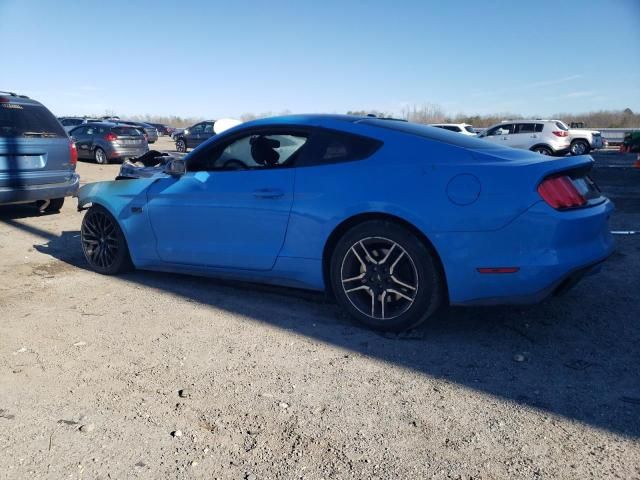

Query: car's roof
[242,114,399,129]
[431,123,472,127]
[0,91,42,106]
[499,119,559,124]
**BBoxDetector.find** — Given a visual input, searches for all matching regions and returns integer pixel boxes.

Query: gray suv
[69,123,149,164]
[0,91,79,212]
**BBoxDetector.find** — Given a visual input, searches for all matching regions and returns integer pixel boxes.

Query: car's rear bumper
[433,198,615,305]
[110,146,149,160]
[0,173,80,205]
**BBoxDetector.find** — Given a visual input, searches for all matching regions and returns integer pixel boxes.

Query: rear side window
[0,103,66,138]
[535,123,544,132]
[113,126,143,136]
[516,123,536,133]
[300,129,382,166]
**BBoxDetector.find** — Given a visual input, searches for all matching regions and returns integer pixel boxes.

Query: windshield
[464,126,476,133]
[113,126,144,136]
[0,103,66,138]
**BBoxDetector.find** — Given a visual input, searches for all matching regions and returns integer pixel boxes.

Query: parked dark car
[69,122,148,164]
[146,122,172,136]
[109,120,158,144]
[0,91,79,212]
[174,120,216,152]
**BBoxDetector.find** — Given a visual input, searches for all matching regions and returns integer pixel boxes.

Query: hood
[569,128,601,135]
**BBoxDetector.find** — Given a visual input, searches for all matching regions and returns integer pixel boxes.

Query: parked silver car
[69,122,148,164]
[58,116,101,133]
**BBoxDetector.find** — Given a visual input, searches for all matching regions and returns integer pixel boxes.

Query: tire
[94,147,108,164]
[81,205,133,275]
[570,140,590,156]
[329,220,443,331]
[36,197,65,213]
[532,146,553,156]
[176,138,187,153]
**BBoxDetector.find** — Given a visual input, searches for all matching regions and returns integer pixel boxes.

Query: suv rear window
[113,126,143,136]
[0,103,66,138]
[555,121,569,131]
[360,119,505,149]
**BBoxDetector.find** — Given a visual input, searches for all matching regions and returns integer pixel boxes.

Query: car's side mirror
[164,158,186,177]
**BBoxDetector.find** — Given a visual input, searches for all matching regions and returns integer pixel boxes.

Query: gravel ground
[1,141,639,479]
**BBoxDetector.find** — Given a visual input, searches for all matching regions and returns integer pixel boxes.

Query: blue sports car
[77,114,614,331]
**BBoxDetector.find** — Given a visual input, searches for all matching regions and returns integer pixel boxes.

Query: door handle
[253,188,284,199]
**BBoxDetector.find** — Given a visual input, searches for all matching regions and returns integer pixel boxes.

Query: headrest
[250,135,280,166]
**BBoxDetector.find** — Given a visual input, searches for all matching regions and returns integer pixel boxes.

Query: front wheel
[330,220,443,331]
[81,205,133,274]
[570,140,590,156]
[176,139,187,153]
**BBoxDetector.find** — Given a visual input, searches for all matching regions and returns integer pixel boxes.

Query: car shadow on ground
[22,223,640,439]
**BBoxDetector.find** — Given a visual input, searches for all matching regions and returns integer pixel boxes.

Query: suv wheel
[36,198,65,213]
[532,146,553,156]
[95,147,108,164]
[330,220,443,332]
[176,138,187,153]
[570,140,590,156]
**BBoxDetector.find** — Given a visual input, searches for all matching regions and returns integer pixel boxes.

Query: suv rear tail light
[537,175,586,209]
[104,132,118,142]
[69,140,78,166]
[552,130,568,137]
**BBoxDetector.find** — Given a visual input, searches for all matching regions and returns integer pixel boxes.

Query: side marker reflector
[477,267,520,274]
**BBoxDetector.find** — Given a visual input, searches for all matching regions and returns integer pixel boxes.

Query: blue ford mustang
[77,115,614,331]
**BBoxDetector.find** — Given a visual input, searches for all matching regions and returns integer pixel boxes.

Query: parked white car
[430,123,477,136]
[478,120,571,156]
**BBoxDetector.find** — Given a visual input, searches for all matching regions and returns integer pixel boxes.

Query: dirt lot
[1,140,639,479]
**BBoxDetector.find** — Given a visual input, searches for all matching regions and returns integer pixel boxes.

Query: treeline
[349,105,640,128]
[108,107,640,129]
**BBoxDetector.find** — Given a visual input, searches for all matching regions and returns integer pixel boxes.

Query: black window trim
[186,124,383,172]
[186,124,313,172]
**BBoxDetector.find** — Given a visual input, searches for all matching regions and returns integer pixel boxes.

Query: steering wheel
[222,159,248,170]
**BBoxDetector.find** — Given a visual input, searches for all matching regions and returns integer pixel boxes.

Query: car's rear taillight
[537,175,586,209]
[552,130,569,137]
[104,132,118,142]
[69,140,78,166]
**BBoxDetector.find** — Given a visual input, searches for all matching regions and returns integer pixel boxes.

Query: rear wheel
[570,140,590,156]
[176,138,187,153]
[94,147,108,164]
[330,220,443,331]
[532,146,553,156]
[36,197,65,213]
[81,205,132,274]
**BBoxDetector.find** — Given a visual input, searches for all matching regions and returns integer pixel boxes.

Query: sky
[1,0,639,119]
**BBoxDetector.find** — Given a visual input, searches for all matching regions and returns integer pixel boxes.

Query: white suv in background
[430,123,477,135]
[478,120,571,156]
